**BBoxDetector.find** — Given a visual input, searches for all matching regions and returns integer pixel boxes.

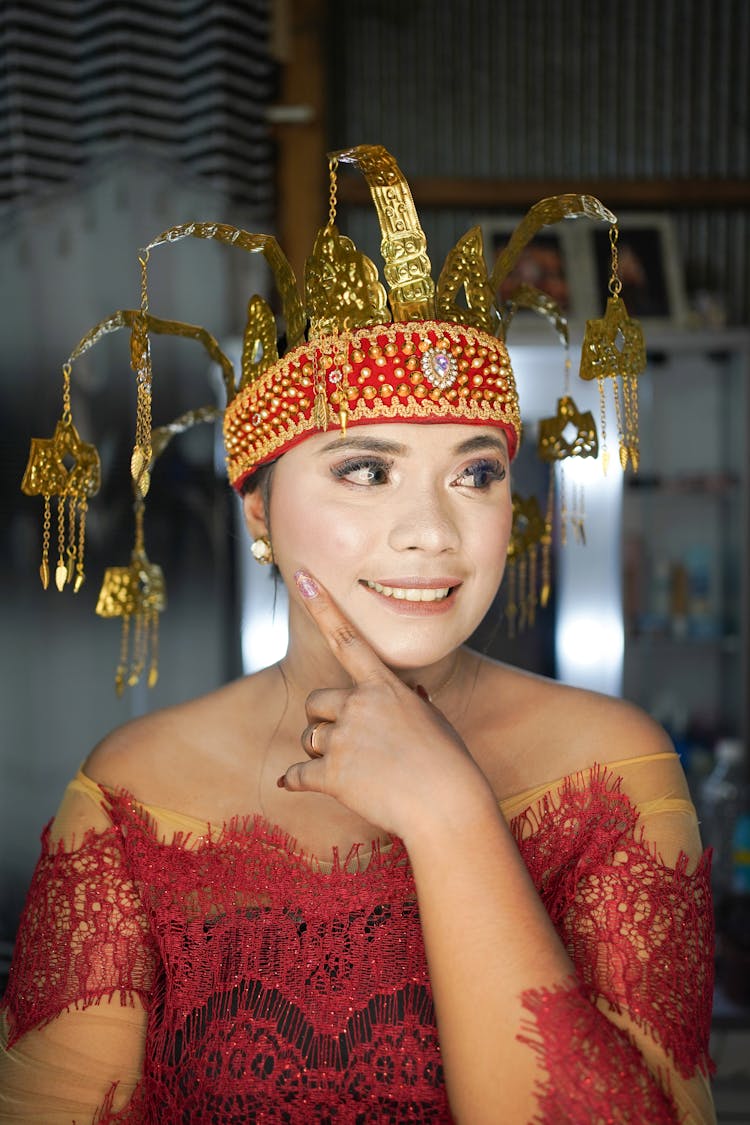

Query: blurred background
[1,0,749,1116]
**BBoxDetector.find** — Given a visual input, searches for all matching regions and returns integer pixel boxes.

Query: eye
[330,456,392,486]
[453,457,507,489]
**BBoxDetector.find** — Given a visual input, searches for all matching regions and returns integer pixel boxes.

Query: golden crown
[21,143,646,690]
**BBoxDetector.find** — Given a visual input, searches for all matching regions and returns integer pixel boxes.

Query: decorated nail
[294,570,319,599]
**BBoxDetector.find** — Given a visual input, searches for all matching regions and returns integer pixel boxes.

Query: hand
[278,570,496,841]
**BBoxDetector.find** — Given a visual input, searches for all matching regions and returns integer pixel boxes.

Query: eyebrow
[317,435,408,456]
[316,432,508,457]
[451,434,508,456]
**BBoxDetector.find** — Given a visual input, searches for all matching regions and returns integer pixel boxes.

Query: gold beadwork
[223,321,522,487]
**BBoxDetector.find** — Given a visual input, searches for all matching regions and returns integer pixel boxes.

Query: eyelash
[453,458,507,489]
[330,457,393,485]
[330,455,506,489]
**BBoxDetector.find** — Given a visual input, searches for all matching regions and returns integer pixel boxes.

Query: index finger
[294,569,390,685]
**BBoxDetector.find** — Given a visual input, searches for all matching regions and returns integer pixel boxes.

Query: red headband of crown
[224,319,520,490]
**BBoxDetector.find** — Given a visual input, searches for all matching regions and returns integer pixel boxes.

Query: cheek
[472,500,512,568]
[270,487,373,575]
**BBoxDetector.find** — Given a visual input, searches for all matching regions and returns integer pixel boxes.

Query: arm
[0,780,156,1123]
[405,756,715,1123]
[281,573,715,1124]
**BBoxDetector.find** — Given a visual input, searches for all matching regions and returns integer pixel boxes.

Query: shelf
[626,631,740,652]
[626,473,739,495]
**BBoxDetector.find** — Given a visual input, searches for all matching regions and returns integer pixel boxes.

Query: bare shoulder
[84,666,283,814]
[466,652,672,798]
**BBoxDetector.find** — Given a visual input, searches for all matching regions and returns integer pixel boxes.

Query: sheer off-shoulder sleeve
[0,774,157,1123]
[505,753,716,1124]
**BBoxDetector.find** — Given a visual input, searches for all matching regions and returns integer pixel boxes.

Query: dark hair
[241,460,276,524]
[241,460,279,577]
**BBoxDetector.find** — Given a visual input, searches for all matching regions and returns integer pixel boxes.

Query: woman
[1,146,715,1123]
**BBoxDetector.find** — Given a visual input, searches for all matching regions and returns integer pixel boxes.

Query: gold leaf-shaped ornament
[305,226,389,336]
[240,295,279,391]
[435,226,497,334]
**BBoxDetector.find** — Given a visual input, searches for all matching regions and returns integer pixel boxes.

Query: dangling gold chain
[597,374,609,475]
[608,225,622,297]
[326,156,339,233]
[131,250,153,497]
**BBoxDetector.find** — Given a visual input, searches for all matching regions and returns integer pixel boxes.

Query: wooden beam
[337,175,750,211]
[272,0,327,282]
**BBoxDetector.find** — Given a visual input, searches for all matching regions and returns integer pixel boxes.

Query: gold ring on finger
[308,720,327,759]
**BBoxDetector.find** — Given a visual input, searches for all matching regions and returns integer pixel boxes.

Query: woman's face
[248,422,513,671]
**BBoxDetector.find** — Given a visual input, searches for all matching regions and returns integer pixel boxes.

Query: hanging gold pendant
[130,444,152,496]
[96,550,166,692]
[538,395,598,461]
[22,419,101,591]
[580,295,645,382]
[312,385,330,430]
[506,493,548,634]
[538,396,597,550]
[579,295,645,473]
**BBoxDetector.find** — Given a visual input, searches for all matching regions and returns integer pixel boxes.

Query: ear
[242,488,269,539]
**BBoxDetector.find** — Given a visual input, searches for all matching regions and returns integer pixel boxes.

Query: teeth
[365,580,451,602]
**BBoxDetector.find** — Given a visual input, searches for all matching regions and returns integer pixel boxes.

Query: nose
[387,484,461,554]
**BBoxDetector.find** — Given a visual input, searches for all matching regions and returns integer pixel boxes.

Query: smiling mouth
[363,580,454,603]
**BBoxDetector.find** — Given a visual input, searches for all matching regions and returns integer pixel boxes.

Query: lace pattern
[95,794,448,1123]
[519,981,678,1124]
[3,821,157,1046]
[511,767,714,1083]
[3,766,714,1123]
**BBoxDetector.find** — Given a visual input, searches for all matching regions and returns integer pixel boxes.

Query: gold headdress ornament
[21,143,646,689]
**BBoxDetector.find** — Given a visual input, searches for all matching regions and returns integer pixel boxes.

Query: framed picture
[589,212,689,328]
[481,217,591,329]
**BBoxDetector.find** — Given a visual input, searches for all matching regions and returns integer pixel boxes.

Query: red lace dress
[0,752,715,1123]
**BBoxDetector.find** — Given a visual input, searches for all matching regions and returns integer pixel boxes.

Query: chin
[352,617,468,672]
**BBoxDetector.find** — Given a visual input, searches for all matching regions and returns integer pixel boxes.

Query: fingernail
[294,570,319,599]
[276,774,287,788]
[415,684,430,702]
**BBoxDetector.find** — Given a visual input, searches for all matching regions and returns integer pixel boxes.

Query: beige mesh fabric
[502,752,716,1125]
[0,753,716,1123]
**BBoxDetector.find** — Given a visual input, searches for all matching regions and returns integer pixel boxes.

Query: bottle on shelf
[699,738,747,899]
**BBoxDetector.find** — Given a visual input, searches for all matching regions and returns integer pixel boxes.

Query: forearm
[405,792,573,1123]
[0,1000,145,1124]
[404,791,687,1125]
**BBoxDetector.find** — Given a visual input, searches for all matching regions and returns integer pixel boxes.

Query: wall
[329,0,749,325]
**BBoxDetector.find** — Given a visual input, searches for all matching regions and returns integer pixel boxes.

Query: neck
[279,617,468,707]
